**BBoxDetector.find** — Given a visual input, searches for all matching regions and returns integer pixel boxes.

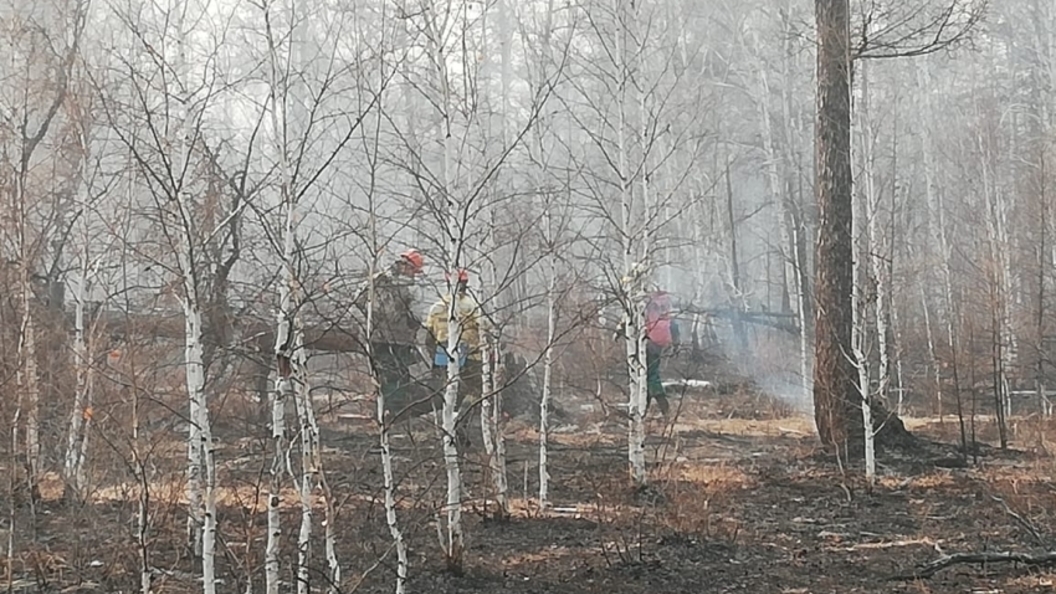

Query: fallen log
[893,550,1056,580]
[86,307,547,423]
[90,308,365,354]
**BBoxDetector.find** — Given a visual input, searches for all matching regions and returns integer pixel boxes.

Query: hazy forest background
[3,0,1056,592]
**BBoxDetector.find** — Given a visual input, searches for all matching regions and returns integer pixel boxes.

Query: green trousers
[645,342,670,415]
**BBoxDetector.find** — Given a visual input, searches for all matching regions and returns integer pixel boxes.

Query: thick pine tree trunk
[812,0,862,452]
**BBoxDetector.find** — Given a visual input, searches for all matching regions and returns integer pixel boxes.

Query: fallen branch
[833,537,939,552]
[893,550,1056,580]
[991,495,1044,545]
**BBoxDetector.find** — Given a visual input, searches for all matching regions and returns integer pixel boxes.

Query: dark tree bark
[812,0,862,451]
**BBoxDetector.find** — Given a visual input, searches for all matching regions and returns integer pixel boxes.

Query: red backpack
[645,292,673,347]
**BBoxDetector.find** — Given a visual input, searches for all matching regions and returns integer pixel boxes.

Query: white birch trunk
[366,15,409,594]
[321,446,339,591]
[178,275,215,594]
[614,0,645,486]
[378,386,408,592]
[169,13,206,558]
[852,191,875,486]
[427,0,464,567]
[635,0,653,476]
[867,168,891,408]
[854,61,875,485]
[779,3,813,403]
[487,353,504,511]
[138,456,151,594]
[921,287,941,419]
[628,308,647,486]
[534,0,557,508]
[120,153,151,594]
[264,2,289,588]
[63,123,98,500]
[755,65,791,308]
[484,0,512,517]
[890,276,906,416]
[480,332,508,515]
[190,306,218,594]
[442,296,465,570]
[173,139,215,590]
[64,265,90,498]
[492,388,508,507]
[132,374,151,594]
[290,342,317,594]
[22,295,39,492]
[478,191,508,516]
[480,343,496,459]
[980,129,1014,424]
[372,265,408,592]
[266,354,285,594]
[917,59,958,422]
[478,1,496,476]
[859,62,891,409]
[539,212,556,507]
[792,211,812,402]
[265,3,337,589]
[64,253,101,500]
[478,306,503,516]
[16,201,41,496]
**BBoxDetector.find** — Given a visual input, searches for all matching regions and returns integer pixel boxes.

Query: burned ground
[7,376,1056,594]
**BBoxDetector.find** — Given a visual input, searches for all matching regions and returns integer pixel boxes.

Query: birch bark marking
[263,2,328,586]
[859,61,891,409]
[172,79,217,594]
[424,0,466,571]
[613,0,646,486]
[64,120,99,501]
[478,0,498,496]
[264,3,293,591]
[852,60,874,483]
[540,204,556,507]
[531,0,557,508]
[488,0,514,517]
[172,112,217,594]
[366,7,408,589]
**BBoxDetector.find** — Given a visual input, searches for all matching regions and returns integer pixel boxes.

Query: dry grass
[667,460,754,489]
[1008,574,1056,590]
[671,415,816,437]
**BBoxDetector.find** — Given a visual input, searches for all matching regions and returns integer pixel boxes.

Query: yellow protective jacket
[425,292,485,360]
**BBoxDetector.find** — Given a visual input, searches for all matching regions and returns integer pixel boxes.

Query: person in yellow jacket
[424,268,486,446]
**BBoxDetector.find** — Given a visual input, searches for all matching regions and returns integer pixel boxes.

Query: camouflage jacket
[354,270,422,346]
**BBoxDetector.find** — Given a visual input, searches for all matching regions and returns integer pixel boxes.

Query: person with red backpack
[644,290,679,415]
[615,290,680,416]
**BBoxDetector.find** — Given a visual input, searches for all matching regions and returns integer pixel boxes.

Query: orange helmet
[400,249,424,274]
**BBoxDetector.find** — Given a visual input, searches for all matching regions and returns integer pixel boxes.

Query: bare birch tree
[0,0,89,502]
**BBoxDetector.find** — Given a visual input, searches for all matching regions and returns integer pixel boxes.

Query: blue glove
[433,344,468,367]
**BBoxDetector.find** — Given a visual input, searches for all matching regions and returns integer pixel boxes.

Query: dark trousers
[645,342,670,415]
[374,343,431,421]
